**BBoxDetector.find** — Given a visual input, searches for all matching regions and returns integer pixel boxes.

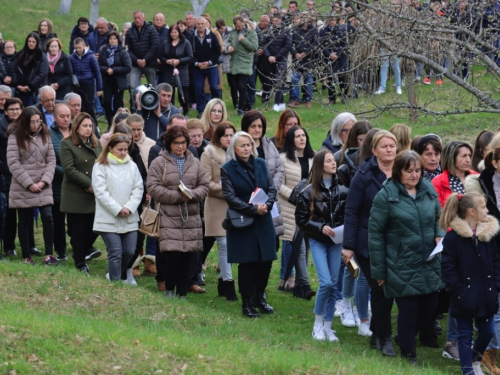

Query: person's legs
[304,72,314,103]
[379,50,389,91]
[238,262,256,298]
[103,85,114,127]
[79,83,97,125]
[200,234,215,265]
[456,316,475,375]
[355,268,370,320]
[17,208,33,259]
[395,295,419,349]
[112,88,124,118]
[309,238,333,318]
[143,67,157,86]
[129,67,143,112]
[155,243,167,284]
[101,232,123,281]
[145,236,157,256]
[245,64,256,110]
[52,201,66,258]
[164,251,179,292]
[176,252,193,297]
[473,315,496,363]
[487,293,500,350]
[324,242,342,322]
[416,292,439,334]
[206,67,221,99]
[38,205,54,256]
[294,239,309,287]
[67,213,93,269]
[4,186,17,252]
[193,68,207,114]
[255,260,273,292]
[216,236,232,280]
[390,55,401,87]
[291,70,301,102]
[280,240,294,280]
[120,231,138,275]
[235,74,249,113]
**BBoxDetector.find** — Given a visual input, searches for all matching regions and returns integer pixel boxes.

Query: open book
[179,181,194,200]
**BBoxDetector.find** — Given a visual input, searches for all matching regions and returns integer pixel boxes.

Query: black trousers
[395,292,439,349]
[67,212,98,269]
[188,252,200,286]
[77,83,98,130]
[155,240,166,283]
[257,69,272,103]
[52,201,67,257]
[18,205,53,258]
[233,74,250,111]
[4,184,34,251]
[164,251,193,296]
[103,79,124,127]
[357,255,394,337]
[238,260,273,298]
[171,86,191,116]
[226,74,239,109]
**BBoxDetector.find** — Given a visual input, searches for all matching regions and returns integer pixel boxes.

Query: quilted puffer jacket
[369,178,445,299]
[7,128,56,209]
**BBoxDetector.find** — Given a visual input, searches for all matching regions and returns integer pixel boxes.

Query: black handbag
[222,208,254,229]
[288,178,308,206]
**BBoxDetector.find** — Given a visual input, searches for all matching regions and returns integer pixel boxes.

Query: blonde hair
[389,123,411,153]
[440,192,485,230]
[372,130,397,149]
[226,131,258,161]
[200,99,227,133]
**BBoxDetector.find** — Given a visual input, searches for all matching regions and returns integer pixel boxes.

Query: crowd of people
[1,3,500,375]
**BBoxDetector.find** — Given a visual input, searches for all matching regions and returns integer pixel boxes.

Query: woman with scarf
[46,38,73,101]
[98,31,132,127]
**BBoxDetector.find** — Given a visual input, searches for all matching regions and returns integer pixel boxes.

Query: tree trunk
[89,0,99,26]
[406,63,418,123]
[58,0,72,14]
[191,0,210,17]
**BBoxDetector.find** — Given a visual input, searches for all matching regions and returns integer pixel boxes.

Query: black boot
[293,285,305,299]
[400,346,417,364]
[380,336,396,357]
[252,291,274,314]
[242,297,260,318]
[223,280,238,301]
[301,284,316,300]
[217,278,224,297]
[370,335,382,350]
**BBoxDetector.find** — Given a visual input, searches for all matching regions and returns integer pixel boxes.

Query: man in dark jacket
[34,85,58,127]
[263,14,292,111]
[88,17,112,58]
[69,17,94,54]
[0,85,10,119]
[189,16,222,117]
[136,83,180,141]
[126,10,159,109]
[289,12,318,108]
[70,38,102,128]
[153,13,169,84]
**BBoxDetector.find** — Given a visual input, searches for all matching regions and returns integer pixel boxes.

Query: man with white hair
[35,86,57,127]
[0,85,11,118]
[89,17,111,58]
[64,92,82,120]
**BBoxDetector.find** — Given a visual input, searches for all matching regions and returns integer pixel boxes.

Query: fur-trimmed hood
[203,144,226,168]
[449,215,499,242]
[464,174,482,194]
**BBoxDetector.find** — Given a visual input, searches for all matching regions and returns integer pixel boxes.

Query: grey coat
[261,136,284,236]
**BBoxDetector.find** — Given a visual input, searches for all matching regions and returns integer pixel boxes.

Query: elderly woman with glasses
[147,125,209,299]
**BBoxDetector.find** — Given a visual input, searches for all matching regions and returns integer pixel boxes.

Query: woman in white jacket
[92,133,144,284]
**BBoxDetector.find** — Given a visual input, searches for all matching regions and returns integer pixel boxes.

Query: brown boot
[288,100,300,108]
[157,281,165,292]
[482,349,500,375]
[284,275,295,292]
[132,266,141,277]
[305,101,312,108]
[278,279,285,291]
[143,257,157,276]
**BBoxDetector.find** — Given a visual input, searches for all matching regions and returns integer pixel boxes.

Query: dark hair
[274,109,301,149]
[38,18,54,36]
[168,113,186,126]
[156,83,173,94]
[77,17,90,25]
[169,24,185,41]
[472,130,494,172]
[17,32,41,66]
[14,106,50,150]
[164,125,190,152]
[282,126,314,162]
[484,147,500,170]
[96,133,131,165]
[177,19,187,27]
[417,136,442,155]
[391,150,423,184]
[113,123,134,153]
[241,110,267,137]
[70,112,98,147]
[410,136,422,152]
[308,149,333,217]
[107,31,121,44]
[212,122,236,148]
[441,140,473,175]
[339,120,373,164]
[215,19,226,28]
[233,15,245,24]
[5,98,23,112]
[358,128,380,165]
[113,111,130,126]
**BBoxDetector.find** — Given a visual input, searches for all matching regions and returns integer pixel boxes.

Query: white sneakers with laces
[341,301,356,328]
[358,321,372,337]
[324,328,339,342]
[312,323,326,341]
[334,299,343,317]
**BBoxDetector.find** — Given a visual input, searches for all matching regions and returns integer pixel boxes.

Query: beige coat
[7,131,56,209]
[278,152,312,242]
[147,150,209,253]
[135,132,155,168]
[201,144,227,237]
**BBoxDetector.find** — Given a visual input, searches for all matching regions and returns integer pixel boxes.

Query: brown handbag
[139,161,167,238]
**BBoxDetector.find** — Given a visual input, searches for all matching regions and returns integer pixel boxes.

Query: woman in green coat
[225,16,258,117]
[369,150,445,363]
[60,112,102,274]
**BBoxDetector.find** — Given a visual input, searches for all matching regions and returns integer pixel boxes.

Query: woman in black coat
[1,40,17,96]
[46,38,73,101]
[37,18,58,52]
[14,32,48,106]
[221,131,278,318]
[98,31,132,127]
[160,25,193,116]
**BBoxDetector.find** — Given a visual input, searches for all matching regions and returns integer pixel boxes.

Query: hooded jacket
[70,47,103,90]
[69,24,94,54]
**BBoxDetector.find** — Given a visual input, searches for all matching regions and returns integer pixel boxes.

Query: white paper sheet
[427,237,444,261]
[249,188,268,205]
[329,225,344,244]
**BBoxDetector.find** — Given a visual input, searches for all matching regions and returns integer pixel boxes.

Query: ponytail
[440,192,485,230]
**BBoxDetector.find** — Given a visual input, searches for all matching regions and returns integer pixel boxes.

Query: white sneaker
[358,321,372,336]
[324,328,339,342]
[256,90,263,97]
[353,306,361,327]
[123,268,138,286]
[334,300,343,317]
[472,362,485,375]
[374,88,385,95]
[415,76,421,81]
[278,103,286,111]
[106,273,110,281]
[396,86,402,95]
[273,104,280,112]
[312,323,325,341]
[341,308,356,328]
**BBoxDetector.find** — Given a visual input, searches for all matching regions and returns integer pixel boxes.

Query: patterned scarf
[106,45,118,67]
[47,51,62,74]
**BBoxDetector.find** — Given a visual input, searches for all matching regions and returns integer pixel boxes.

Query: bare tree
[89,0,100,26]
[58,0,72,14]
[191,0,210,17]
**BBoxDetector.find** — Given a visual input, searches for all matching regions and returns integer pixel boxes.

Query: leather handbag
[138,161,167,238]
[288,178,308,206]
[224,208,254,229]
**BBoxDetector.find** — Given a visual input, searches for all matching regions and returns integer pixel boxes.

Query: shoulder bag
[139,161,167,238]
[288,178,308,206]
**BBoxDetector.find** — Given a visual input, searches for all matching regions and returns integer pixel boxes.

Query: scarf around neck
[47,51,62,74]
[106,45,118,67]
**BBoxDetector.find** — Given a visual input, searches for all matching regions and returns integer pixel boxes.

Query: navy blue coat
[221,157,278,264]
[70,48,103,91]
[441,216,500,318]
[125,22,159,67]
[343,156,386,258]
[98,45,132,91]
[69,24,94,54]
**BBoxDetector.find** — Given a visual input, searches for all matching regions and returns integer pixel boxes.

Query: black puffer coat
[291,24,319,71]
[69,24,94,54]
[125,22,159,67]
[98,45,132,91]
[263,25,291,62]
[160,38,193,87]
[337,147,360,187]
[14,48,48,93]
[47,52,73,100]
[1,52,16,88]
[295,175,349,244]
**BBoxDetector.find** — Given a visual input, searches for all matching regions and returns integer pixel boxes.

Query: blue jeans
[335,261,344,302]
[291,70,313,102]
[145,235,157,256]
[486,293,500,350]
[193,67,221,114]
[355,268,371,320]
[447,311,459,342]
[309,238,342,322]
[456,315,495,375]
[280,240,295,279]
[379,48,401,90]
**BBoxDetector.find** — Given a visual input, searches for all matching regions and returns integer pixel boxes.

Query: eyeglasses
[8,108,21,112]
[30,120,42,126]
[172,141,188,147]
[341,128,351,133]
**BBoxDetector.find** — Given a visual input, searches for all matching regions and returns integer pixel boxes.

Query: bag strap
[156,160,168,212]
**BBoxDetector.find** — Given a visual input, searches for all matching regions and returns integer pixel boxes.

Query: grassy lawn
[0,1,496,374]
